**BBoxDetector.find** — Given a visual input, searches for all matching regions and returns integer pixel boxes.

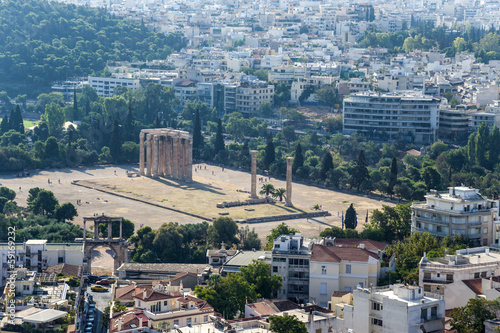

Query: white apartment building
[88,76,140,97]
[268,65,310,85]
[343,92,440,144]
[419,247,500,296]
[411,187,500,246]
[0,240,84,287]
[271,233,313,303]
[290,76,335,102]
[343,284,445,333]
[236,80,274,115]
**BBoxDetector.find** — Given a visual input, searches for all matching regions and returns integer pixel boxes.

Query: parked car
[91,285,109,292]
[96,279,110,285]
[108,277,117,283]
[98,275,109,280]
[88,275,99,283]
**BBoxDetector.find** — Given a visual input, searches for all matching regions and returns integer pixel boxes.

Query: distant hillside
[0,0,185,95]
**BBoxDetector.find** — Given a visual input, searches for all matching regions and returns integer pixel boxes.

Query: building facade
[88,76,141,97]
[411,186,500,246]
[271,233,313,302]
[343,92,440,144]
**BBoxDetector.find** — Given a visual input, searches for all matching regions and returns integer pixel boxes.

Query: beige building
[268,64,310,85]
[235,80,274,115]
[309,243,380,308]
[411,186,500,246]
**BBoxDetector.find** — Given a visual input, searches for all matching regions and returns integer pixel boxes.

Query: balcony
[422,279,453,284]
[414,215,449,226]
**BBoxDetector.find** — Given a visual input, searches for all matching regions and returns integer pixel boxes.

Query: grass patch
[23,120,39,128]
[341,200,349,204]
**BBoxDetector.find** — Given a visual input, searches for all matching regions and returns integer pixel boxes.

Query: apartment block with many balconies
[411,186,500,247]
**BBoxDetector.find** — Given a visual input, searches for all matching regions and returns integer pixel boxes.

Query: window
[58,257,64,263]
[322,266,327,274]
[273,266,278,272]
[23,285,29,291]
[431,306,437,319]
[346,265,351,274]
[187,318,192,326]
[204,315,208,322]
[320,282,328,295]
[483,227,488,234]
[372,318,383,326]
[421,308,427,320]
[164,301,168,306]
[372,302,381,311]
[174,320,179,326]
[359,282,364,288]
[475,272,480,278]
[436,273,440,278]
[481,272,487,277]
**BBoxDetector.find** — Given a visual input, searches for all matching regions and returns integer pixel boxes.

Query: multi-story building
[343,284,445,333]
[470,112,496,131]
[0,240,84,287]
[419,247,500,296]
[235,80,274,115]
[271,233,313,302]
[438,106,470,138]
[343,92,440,144]
[309,242,381,308]
[268,64,310,85]
[88,76,140,97]
[411,186,500,246]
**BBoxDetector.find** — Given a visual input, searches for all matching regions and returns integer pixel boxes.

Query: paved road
[87,285,113,333]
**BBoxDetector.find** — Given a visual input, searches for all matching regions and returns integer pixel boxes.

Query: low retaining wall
[217,197,274,208]
[245,210,331,223]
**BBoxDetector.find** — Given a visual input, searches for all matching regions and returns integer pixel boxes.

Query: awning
[23,309,67,324]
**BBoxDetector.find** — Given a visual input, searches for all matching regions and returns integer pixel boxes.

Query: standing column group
[139,129,193,182]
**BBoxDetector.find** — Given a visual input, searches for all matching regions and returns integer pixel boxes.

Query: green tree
[239,260,282,298]
[292,143,304,174]
[269,315,308,333]
[363,204,411,242]
[476,122,490,168]
[214,118,225,157]
[344,203,357,229]
[0,114,8,135]
[30,190,59,216]
[0,187,16,201]
[320,226,346,238]
[260,183,275,196]
[239,226,262,250]
[54,202,78,222]
[258,101,273,117]
[73,89,79,121]
[320,151,334,181]
[110,117,122,163]
[450,298,498,333]
[274,83,291,106]
[9,105,24,133]
[264,133,275,170]
[316,86,338,107]
[193,109,203,158]
[388,157,398,195]
[272,188,286,202]
[351,150,370,190]
[208,217,239,247]
[42,103,65,137]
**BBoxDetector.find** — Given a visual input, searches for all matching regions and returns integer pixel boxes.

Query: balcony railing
[422,279,453,284]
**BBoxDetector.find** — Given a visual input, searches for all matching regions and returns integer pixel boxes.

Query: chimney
[308,309,313,323]
[138,316,143,328]
[143,289,147,299]
[118,319,122,331]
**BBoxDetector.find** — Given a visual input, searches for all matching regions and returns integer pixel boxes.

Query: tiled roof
[110,311,145,333]
[331,291,350,298]
[267,299,300,312]
[44,264,80,278]
[333,239,388,252]
[247,302,277,317]
[115,285,137,300]
[463,278,483,295]
[134,289,176,302]
[311,244,379,262]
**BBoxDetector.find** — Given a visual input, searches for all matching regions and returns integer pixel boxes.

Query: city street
[87,285,113,333]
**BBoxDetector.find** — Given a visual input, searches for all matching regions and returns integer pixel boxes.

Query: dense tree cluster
[0,0,186,95]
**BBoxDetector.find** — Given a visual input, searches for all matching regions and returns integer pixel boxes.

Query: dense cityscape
[1,0,500,332]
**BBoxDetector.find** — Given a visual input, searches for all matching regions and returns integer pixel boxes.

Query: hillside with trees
[0,0,186,95]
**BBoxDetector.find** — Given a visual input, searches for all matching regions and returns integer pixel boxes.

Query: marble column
[160,136,166,177]
[173,135,180,179]
[153,135,159,178]
[94,221,99,239]
[83,219,87,242]
[186,139,193,181]
[146,134,152,177]
[285,157,294,207]
[166,136,173,177]
[179,138,185,180]
[119,219,123,240]
[108,221,112,239]
[139,132,145,175]
[250,150,258,198]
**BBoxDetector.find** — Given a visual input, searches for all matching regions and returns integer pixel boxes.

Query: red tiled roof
[462,278,483,295]
[134,289,176,302]
[332,291,350,298]
[333,239,388,252]
[311,244,379,262]
[109,311,144,333]
[44,264,80,278]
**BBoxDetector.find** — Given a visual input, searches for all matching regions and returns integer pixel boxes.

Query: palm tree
[260,183,275,196]
[272,188,286,201]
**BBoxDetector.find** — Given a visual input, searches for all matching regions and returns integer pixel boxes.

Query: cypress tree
[351,150,370,191]
[110,117,122,163]
[467,132,476,166]
[9,105,24,133]
[73,89,79,121]
[489,126,500,169]
[214,118,225,156]
[320,151,334,181]
[0,114,8,135]
[85,98,91,117]
[264,133,275,170]
[124,99,134,142]
[476,122,489,168]
[153,115,162,128]
[292,143,304,174]
[192,109,203,158]
[389,157,398,195]
[345,203,357,229]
